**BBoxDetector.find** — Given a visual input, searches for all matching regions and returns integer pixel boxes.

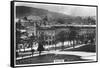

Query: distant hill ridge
[16,6,71,18]
[16,6,96,25]
[16,6,48,18]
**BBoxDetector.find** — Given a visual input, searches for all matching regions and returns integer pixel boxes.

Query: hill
[16,6,71,19]
[16,6,96,25]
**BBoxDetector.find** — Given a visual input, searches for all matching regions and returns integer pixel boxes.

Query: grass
[63,43,96,52]
[16,54,86,65]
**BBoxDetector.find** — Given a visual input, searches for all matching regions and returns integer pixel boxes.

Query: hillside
[16,6,96,25]
[16,6,70,19]
[16,6,48,18]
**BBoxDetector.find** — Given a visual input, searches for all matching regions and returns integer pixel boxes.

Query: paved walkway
[17,50,96,61]
[16,43,96,61]
[49,51,96,61]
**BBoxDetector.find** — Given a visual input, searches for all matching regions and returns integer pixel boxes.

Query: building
[37,27,56,45]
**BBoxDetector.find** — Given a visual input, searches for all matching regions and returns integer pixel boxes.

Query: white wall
[0,0,99,68]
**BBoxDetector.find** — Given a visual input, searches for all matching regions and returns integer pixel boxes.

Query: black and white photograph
[11,1,97,67]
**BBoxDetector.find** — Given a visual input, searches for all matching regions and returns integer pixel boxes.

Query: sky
[15,2,97,16]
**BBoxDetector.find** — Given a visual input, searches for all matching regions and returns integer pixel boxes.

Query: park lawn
[16,54,85,65]
[63,43,96,52]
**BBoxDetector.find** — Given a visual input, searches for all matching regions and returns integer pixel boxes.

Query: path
[17,50,96,61]
[16,43,96,61]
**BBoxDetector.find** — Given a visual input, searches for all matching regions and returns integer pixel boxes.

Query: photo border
[11,1,98,67]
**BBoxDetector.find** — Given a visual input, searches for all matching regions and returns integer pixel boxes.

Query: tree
[42,15,48,26]
[37,33,45,55]
[16,20,25,50]
[57,18,65,24]
[53,34,59,50]
[87,17,96,25]
[83,16,96,25]
[69,27,78,48]
[27,34,36,56]
[38,33,46,45]
[86,32,95,44]
[16,19,26,58]
[56,30,69,50]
